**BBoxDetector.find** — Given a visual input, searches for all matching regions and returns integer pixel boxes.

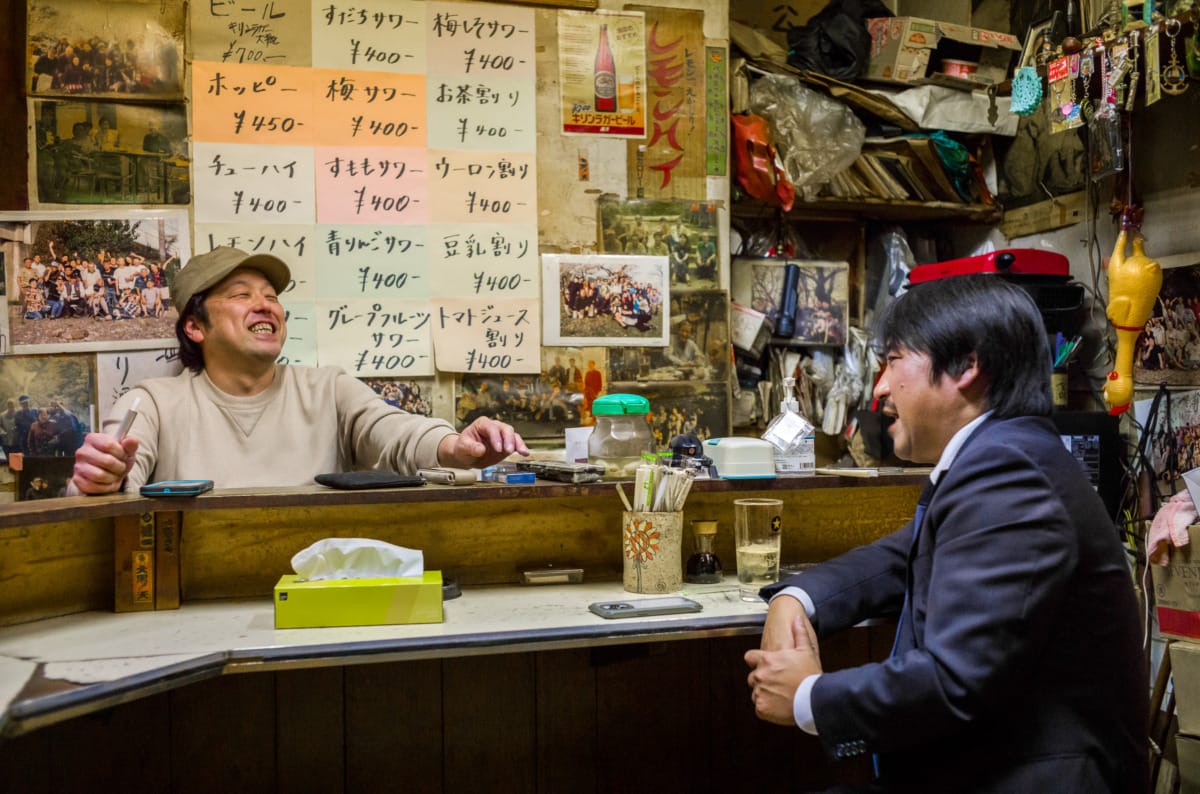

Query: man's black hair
[175,292,210,373]
[872,274,1053,418]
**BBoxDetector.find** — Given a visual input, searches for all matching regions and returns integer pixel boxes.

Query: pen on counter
[114,396,141,440]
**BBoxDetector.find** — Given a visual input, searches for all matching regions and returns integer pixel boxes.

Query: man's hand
[761,592,806,651]
[744,615,823,726]
[437,417,529,469]
[72,432,138,495]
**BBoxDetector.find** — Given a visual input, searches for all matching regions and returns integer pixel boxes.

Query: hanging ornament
[1162,18,1190,96]
[1011,66,1043,115]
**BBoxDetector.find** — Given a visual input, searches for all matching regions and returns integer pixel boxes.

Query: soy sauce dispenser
[685,519,723,584]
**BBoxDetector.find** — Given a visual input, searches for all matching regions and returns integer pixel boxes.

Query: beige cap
[172,247,291,311]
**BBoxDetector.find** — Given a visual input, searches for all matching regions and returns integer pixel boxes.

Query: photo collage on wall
[599,196,731,443]
[26,0,189,209]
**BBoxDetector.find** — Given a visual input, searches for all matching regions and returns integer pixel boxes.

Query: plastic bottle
[763,377,815,474]
[588,393,654,478]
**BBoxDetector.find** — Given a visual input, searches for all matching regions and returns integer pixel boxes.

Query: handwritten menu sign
[192,0,313,66]
[431,297,539,374]
[191,0,538,375]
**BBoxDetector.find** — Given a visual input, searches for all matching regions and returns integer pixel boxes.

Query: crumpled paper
[291,538,423,581]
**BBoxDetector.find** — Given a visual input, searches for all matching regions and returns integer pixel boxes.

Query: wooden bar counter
[0,473,923,793]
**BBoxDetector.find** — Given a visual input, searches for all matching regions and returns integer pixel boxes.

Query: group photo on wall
[3,213,187,352]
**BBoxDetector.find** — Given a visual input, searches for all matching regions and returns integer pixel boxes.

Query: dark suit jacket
[764,416,1147,793]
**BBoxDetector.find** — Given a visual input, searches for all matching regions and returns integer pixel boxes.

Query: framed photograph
[30,99,190,207]
[2,210,189,353]
[1136,388,1200,482]
[0,353,94,461]
[598,197,720,290]
[456,347,609,438]
[1019,16,1056,70]
[16,456,76,500]
[542,254,669,347]
[736,258,850,346]
[27,0,185,99]
[1135,257,1200,387]
[608,289,730,383]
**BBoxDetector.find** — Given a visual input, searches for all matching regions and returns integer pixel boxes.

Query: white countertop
[0,578,767,736]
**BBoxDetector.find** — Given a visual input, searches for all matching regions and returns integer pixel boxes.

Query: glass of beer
[618,73,637,114]
[734,498,783,602]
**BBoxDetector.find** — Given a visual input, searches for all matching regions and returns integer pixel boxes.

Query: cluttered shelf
[0,470,930,530]
[732,196,1002,224]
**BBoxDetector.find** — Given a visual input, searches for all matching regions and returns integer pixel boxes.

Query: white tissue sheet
[291,538,424,581]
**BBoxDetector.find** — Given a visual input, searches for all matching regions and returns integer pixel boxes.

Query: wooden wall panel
[48,692,171,792]
[443,654,537,792]
[169,674,276,794]
[535,647,598,791]
[0,519,114,627]
[277,667,345,793]
[1,633,890,791]
[706,633,876,790]
[592,641,710,792]
[686,484,922,568]
[345,660,443,793]
[0,0,27,210]
[179,484,921,600]
[180,497,627,599]
[0,720,50,794]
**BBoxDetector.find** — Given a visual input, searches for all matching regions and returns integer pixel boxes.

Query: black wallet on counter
[315,471,426,490]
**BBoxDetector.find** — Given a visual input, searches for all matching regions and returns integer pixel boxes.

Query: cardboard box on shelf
[1179,733,1200,794]
[1152,524,1200,641]
[274,571,444,629]
[1173,641,1200,736]
[864,17,1020,88]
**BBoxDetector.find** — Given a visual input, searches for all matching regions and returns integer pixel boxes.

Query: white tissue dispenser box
[704,437,777,479]
[274,571,444,629]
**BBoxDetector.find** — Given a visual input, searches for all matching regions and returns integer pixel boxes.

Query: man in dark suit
[745,275,1147,793]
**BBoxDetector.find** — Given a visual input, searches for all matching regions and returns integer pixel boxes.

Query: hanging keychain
[1162,17,1190,95]
[1090,40,1125,180]
[1126,31,1141,111]
[1048,54,1084,132]
[1080,44,1096,121]
[1146,23,1163,106]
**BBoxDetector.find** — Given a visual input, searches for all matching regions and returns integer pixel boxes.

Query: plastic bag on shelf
[869,227,915,324]
[748,74,865,201]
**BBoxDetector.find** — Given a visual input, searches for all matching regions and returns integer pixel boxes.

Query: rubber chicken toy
[1104,213,1161,415]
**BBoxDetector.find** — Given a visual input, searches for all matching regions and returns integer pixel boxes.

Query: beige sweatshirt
[104,366,454,491]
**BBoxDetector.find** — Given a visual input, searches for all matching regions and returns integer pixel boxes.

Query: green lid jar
[588,393,654,478]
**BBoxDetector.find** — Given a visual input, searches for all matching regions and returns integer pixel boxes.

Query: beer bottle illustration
[594,24,616,112]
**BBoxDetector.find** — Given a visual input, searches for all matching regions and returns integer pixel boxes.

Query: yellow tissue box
[273,572,443,628]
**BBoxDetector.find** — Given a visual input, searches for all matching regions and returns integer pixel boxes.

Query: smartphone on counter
[588,596,702,619]
[139,479,214,497]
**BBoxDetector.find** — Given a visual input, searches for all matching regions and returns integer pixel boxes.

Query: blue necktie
[889,479,936,658]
